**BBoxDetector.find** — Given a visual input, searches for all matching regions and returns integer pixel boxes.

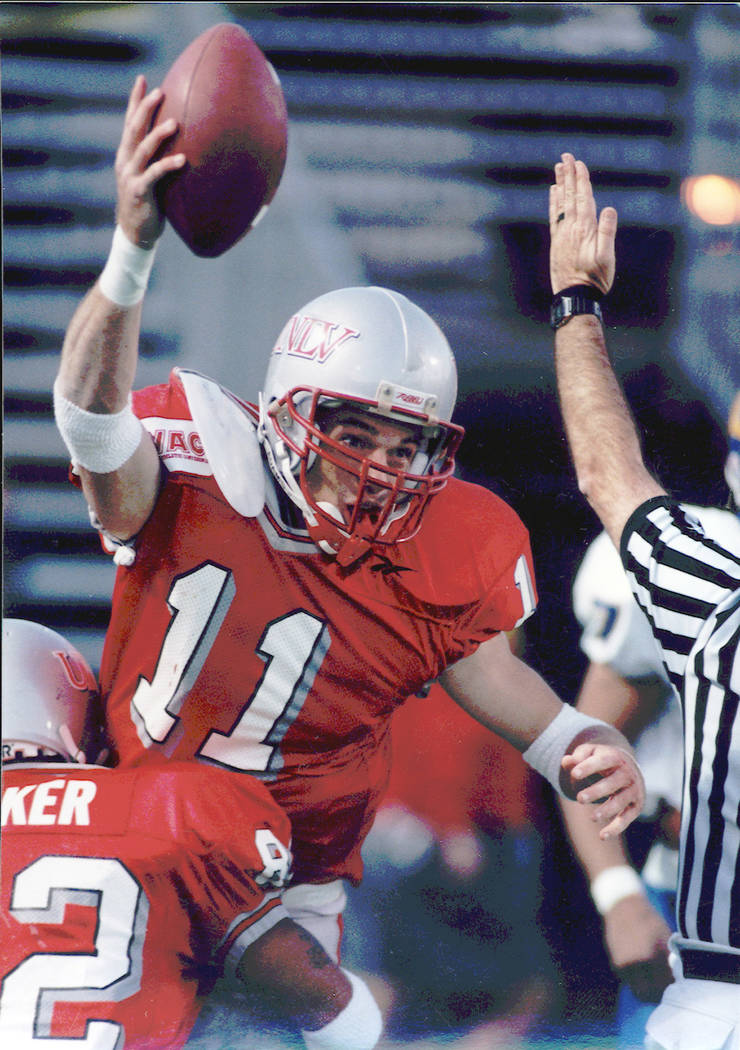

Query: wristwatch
[550,286,604,330]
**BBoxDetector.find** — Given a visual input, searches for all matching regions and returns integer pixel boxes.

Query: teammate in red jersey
[54,76,645,960]
[0,619,382,1049]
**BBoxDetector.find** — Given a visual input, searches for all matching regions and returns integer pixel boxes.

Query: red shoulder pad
[131,368,190,421]
[392,477,538,629]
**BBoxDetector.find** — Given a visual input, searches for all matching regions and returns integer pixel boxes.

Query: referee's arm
[548,153,664,548]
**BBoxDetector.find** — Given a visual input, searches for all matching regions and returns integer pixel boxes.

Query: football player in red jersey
[0,619,382,1049]
[53,77,645,966]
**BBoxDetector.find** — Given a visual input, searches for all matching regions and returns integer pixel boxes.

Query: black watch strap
[550,285,604,330]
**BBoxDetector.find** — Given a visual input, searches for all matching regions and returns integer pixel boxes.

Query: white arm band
[98,224,157,307]
[590,865,645,915]
[522,704,608,797]
[53,381,143,474]
[301,970,382,1050]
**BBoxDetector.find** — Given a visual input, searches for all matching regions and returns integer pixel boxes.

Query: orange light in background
[682,174,740,226]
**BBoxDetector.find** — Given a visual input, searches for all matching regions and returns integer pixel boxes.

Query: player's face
[306,408,424,526]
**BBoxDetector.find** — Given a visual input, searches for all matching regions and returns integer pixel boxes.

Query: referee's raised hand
[549,152,617,297]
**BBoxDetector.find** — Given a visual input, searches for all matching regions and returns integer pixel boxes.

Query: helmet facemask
[256,286,464,564]
[264,387,463,565]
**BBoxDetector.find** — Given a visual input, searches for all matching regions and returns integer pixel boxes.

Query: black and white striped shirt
[621,497,740,956]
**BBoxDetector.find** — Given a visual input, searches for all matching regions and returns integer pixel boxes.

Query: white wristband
[53,381,142,474]
[98,225,157,307]
[522,704,608,797]
[590,865,644,915]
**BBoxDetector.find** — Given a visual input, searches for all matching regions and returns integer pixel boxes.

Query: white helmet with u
[2,619,99,764]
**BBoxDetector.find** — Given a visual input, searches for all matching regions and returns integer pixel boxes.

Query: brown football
[153,23,288,257]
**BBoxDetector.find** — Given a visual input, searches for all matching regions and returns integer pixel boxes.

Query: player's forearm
[554,315,663,546]
[441,632,564,751]
[575,661,643,736]
[560,793,632,881]
[56,278,160,540]
[443,637,644,834]
[57,268,147,413]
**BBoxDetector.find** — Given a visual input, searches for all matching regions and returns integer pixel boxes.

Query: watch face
[550,297,570,329]
[550,295,601,330]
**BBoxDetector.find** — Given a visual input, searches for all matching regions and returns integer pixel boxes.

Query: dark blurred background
[3,2,739,1043]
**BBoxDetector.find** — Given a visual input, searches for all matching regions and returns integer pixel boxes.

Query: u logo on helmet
[55,650,97,693]
[278,314,360,363]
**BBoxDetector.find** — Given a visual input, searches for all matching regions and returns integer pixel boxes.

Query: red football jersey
[1,762,291,1049]
[95,371,537,885]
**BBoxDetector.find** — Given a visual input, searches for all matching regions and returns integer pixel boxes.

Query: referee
[548,152,740,1049]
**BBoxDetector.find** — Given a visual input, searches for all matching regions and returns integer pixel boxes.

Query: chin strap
[259,407,383,567]
[308,502,374,566]
[259,396,322,531]
[58,725,86,764]
[334,534,373,567]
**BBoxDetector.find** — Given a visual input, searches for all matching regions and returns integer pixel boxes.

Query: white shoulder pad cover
[574,507,740,678]
[177,368,265,518]
[572,530,664,679]
[684,504,740,555]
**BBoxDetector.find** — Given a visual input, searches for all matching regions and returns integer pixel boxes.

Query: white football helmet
[2,619,99,764]
[258,286,464,564]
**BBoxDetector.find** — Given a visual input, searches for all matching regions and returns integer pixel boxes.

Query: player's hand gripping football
[114,76,185,249]
[561,742,645,839]
[549,152,617,297]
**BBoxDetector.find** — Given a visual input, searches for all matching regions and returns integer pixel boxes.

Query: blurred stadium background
[3,3,739,1047]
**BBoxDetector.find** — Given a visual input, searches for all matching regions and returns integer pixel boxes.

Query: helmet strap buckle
[334,533,373,568]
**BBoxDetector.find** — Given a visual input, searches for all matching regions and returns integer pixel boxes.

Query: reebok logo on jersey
[275,313,360,363]
[2,779,97,826]
[370,555,413,578]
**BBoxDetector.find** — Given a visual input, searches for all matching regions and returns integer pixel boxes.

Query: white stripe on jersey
[679,625,739,942]
[622,498,740,953]
[684,595,740,946]
[625,506,740,680]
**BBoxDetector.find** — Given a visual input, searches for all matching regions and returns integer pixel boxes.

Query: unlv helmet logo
[277,313,360,363]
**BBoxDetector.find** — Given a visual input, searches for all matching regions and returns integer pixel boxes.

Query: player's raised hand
[549,152,617,296]
[562,741,645,839]
[114,75,185,249]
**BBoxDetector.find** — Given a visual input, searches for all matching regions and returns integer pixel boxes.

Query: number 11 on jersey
[130,562,331,774]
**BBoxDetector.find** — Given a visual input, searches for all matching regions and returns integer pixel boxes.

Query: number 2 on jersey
[130,562,330,773]
[0,856,147,1048]
[1,830,291,1045]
